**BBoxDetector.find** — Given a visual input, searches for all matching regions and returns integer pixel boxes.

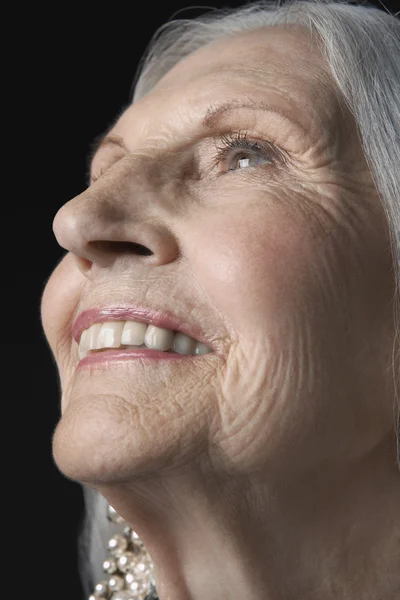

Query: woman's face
[41,25,395,484]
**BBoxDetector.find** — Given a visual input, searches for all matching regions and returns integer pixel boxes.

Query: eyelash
[212,130,284,172]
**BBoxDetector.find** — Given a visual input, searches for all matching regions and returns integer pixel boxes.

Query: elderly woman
[40,0,400,598]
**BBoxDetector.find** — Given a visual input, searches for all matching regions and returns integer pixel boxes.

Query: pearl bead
[124,528,144,550]
[127,578,149,595]
[107,504,126,524]
[102,557,118,574]
[108,574,125,592]
[88,592,110,600]
[124,572,151,586]
[110,593,136,600]
[107,534,128,555]
[123,525,133,539]
[133,558,152,578]
[92,580,109,596]
[124,573,135,585]
[117,551,137,573]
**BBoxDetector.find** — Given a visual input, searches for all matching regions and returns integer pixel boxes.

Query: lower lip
[77,348,198,369]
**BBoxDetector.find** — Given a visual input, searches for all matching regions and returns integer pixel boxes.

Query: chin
[51,397,195,485]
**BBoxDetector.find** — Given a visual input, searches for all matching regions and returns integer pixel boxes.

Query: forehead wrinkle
[203,100,307,134]
[150,25,338,138]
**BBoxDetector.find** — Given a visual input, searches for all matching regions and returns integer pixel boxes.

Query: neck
[98,433,400,600]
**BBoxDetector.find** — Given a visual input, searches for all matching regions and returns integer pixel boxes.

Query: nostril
[89,240,154,256]
[76,256,93,275]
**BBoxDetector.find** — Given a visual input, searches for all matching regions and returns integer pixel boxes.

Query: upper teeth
[78,320,212,360]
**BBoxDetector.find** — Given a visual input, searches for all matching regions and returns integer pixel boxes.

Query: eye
[213,131,284,173]
[230,153,270,171]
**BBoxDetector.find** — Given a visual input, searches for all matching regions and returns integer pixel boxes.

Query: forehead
[108,25,343,147]
[156,25,326,90]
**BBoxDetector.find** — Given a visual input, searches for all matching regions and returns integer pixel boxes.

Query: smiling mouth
[78,320,212,360]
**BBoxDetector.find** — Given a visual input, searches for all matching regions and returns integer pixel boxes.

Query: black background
[8,1,396,598]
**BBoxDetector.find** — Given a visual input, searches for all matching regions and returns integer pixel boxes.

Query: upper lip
[72,305,214,349]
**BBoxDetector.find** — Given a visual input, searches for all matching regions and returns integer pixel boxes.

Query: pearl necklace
[88,503,158,600]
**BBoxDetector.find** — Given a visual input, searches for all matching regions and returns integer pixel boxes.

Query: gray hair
[79,1,400,594]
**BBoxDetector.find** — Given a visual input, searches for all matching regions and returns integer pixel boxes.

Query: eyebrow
[203,100,307,133]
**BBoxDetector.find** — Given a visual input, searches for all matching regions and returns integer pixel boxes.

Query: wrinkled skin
[41,25,399,600]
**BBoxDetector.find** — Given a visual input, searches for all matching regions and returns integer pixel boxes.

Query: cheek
[184,186,394,467]
[183,200,330,470]
[41,254,85,382]
[187,202,315,339]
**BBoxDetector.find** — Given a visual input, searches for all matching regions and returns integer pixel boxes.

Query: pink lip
[77,347,193,369]
[72,305,210,348]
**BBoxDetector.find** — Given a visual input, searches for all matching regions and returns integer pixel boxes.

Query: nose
[52,161,180,277]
